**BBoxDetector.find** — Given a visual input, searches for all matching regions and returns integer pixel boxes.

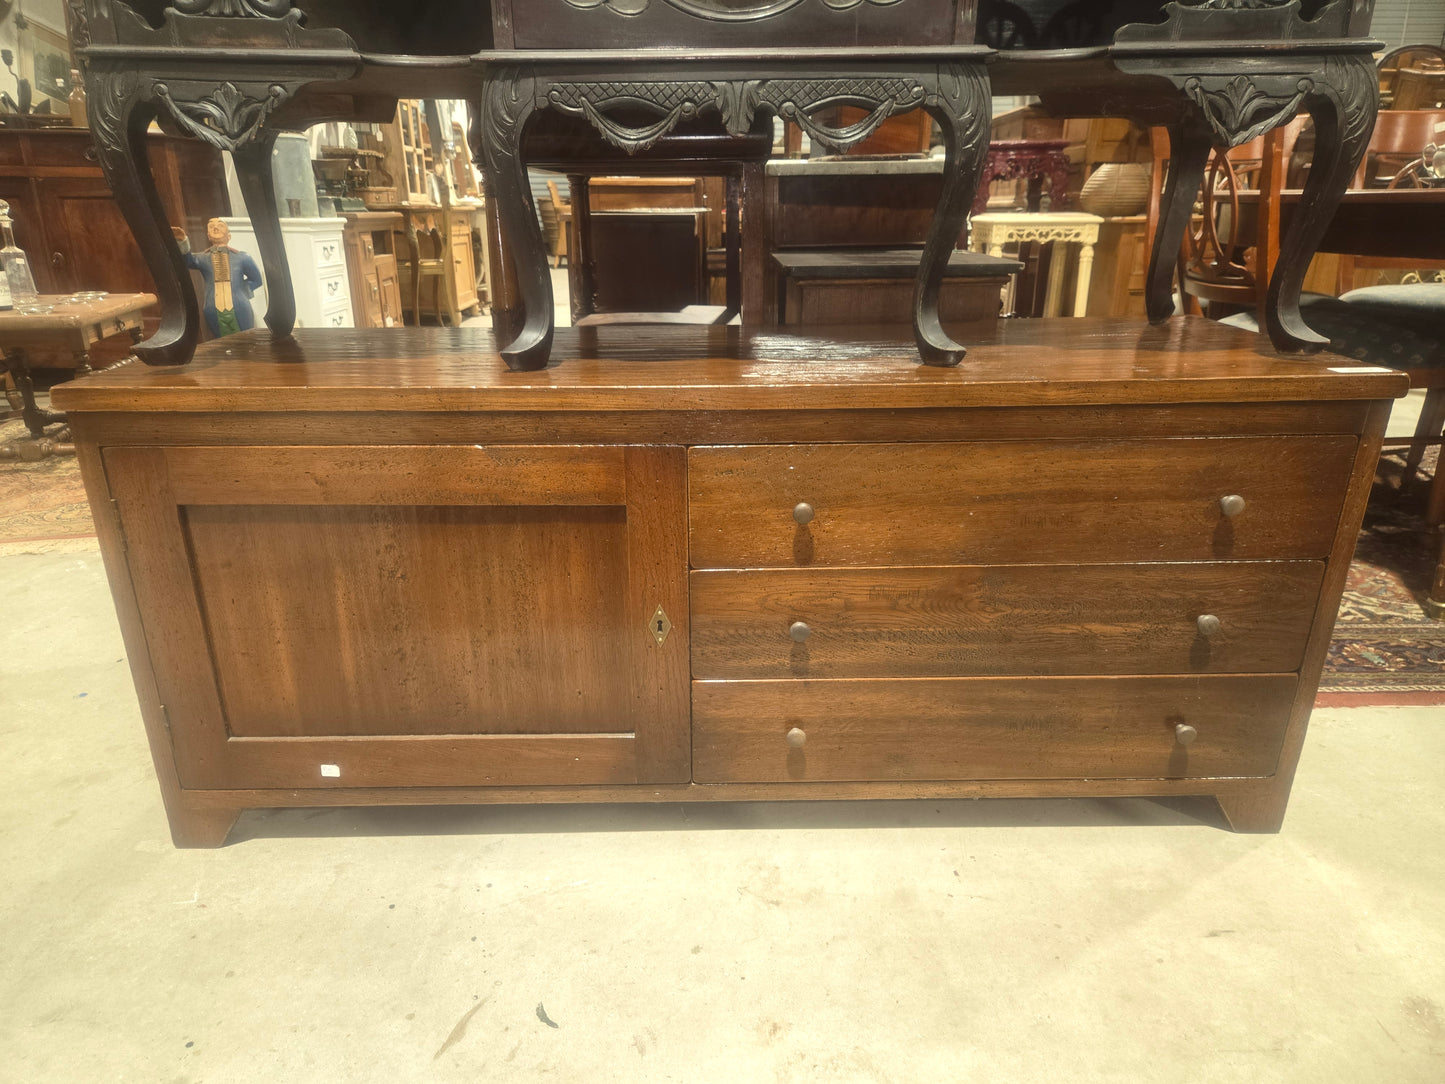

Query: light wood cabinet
[342,211,405,328]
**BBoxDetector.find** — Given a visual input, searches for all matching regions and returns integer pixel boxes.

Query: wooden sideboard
[0,128,227,357]
[53,317,1406,846]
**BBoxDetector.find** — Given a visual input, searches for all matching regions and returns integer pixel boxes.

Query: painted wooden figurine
[172,219,263,338]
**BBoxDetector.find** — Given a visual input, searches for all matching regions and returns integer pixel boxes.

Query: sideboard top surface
[53,318,1409,414]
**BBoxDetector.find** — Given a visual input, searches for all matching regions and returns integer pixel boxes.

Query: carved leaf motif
[1185,74,1311,148]
[154,80,289,152]
[170,0,294,16]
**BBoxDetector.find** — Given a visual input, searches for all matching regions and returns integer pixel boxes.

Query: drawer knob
[786,727,807,749]
[1196,614,1222,638]
[793,502,815,526]
[1175,723,1198,746]
[1219,494,1247,518]
[789,621,812,643]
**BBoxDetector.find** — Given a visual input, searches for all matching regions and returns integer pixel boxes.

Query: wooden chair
[547,179,572,268]
[404,191,463,327]
[1378,45,1445,110]
[1178,118,1307,325]
[405,222,450,326]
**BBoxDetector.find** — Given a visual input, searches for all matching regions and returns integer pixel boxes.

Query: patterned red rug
[1317,448,1445,705]
[2,418,1442,699]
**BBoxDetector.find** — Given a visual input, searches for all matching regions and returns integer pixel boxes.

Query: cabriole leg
[1266,55,1377,353]
[232,128,297,338]
[915,64,991,367]
[1145,117,1212,325]
[87,67,200,367]
[472,70,553,372]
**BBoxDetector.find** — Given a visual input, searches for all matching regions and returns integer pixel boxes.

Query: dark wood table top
[773,249,1022,280]
[53,317,1407,414]
[1236,187,1445,261]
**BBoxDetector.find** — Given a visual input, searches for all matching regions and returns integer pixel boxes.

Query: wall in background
[0,0,74,115]
[1373,0,1445,49]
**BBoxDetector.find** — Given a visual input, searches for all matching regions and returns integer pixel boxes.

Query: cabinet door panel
[106,445,690,789]
[38,176,158,296]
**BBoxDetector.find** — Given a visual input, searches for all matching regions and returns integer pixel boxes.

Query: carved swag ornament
[561,0,904,17]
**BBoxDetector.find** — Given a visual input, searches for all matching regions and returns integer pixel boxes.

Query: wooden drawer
[693,675,1299,783]
[688,438,1357,568]
[314,235,345,272]
[319,268,350,310]
[690,561,1325,679]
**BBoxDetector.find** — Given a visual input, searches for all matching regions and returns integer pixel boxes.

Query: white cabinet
[222,217,354,331]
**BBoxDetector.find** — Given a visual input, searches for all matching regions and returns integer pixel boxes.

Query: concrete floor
[3,549,1444,1082]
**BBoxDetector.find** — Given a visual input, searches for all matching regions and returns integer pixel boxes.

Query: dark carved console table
[70,0,1381,370]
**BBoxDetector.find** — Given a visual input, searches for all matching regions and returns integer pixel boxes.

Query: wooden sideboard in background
[0,129,228,362]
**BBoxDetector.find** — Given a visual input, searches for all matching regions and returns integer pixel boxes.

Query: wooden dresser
[52,318,1405,846]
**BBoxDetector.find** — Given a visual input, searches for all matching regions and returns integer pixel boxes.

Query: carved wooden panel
[499,0,974,48]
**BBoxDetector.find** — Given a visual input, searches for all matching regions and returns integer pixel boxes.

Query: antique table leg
[723,171,742,323]
[474,70,552,372]
[915,64,990,367]
[87,68,201,368]
[1266,54,1378,354]
[1427,528,1445,622]
[2,348,63,438]
[1073,241,1096,317]
[232,128,298,339]
[1145,117,1212,326]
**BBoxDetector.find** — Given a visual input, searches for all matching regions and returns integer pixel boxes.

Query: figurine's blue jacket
[185,246,263,337]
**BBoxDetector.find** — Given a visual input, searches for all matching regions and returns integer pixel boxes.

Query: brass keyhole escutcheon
[650,605,672,645]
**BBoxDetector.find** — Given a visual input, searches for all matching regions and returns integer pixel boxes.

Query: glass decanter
[0,199,39,304]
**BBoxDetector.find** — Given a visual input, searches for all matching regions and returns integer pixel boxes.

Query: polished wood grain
[52,319,1409,415]
[690,562,1324,679]
[103,442,692,790]
[689,438,1357,569]
[162,445,627,506]
[692,675,1299,784]
[186,504,631,738]
[61,316,1405,841]
[1215,399,1396,833]
[74,441,240,847]
[66,399,1378,449]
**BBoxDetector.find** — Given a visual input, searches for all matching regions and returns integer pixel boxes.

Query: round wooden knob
[1197,614,1222,638]
[1175,723,1198,746]
[786,727,807,749]
[793,502,815,526]
[1219,494,1247,518]
[789,621,812,643]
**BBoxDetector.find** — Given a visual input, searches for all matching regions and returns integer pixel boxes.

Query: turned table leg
[1073,242,1096,317]
[2,348,62,438]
